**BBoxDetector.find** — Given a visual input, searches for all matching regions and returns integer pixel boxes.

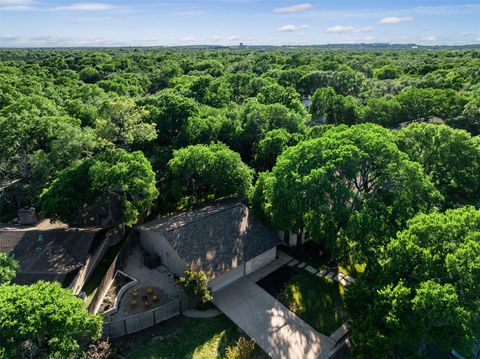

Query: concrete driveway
[213,277,335,359]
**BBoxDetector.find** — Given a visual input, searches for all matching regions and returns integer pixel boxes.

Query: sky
[1,0,480,47]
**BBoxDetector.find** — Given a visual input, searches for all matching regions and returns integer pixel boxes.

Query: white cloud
[227,35,239,41]
[354,26,374,33]
[277,24,308,32]
[52,2,118,11]
[324,25,374,34]
[379,16,414,24]
[273,3,313,14]
[420,35,437,41]
[324,25,355,33]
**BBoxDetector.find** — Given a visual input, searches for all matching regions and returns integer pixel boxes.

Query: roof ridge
[166,202,243,232]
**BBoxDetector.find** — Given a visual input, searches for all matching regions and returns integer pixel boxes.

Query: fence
[88,231,136,314]
[102,299,182,338]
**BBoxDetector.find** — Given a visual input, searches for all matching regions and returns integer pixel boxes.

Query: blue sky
[1,0,479,47]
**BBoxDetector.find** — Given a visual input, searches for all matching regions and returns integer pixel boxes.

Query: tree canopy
[41,149,158,226]
[0,254,19,285]
[167,142,253,205]
[396,123,480,208]
[346,207,480,357]
[254,124,441,263]
[0,281,102,358]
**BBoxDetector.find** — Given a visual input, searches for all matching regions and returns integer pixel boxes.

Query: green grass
[127,315,245,359]
[278,269,349,336]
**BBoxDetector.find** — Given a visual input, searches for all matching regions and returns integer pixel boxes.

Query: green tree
[396,123,480,208]
[257,124,440,263]
[346,207,480,357]
[310,87,358,125]
[395,88,468,122]
[167,143,253,204]
[253,129,296,172]
[0,281,102,358]
[449,97,480,135]
[373,65,403,80]
[95,97,156,150]
[139,90,199,145]
[239,100,305,160]
[41,149,158,226]
[0,254,19,284]
[359,97,403,128]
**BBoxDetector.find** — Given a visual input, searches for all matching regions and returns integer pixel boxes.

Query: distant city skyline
[1,0,479,47]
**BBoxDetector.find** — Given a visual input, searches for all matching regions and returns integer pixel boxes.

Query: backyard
[127,315,266,359]
[258,265,349,336]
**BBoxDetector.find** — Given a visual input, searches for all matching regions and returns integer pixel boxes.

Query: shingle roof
[0,227,102,285]
[138,200,281,277]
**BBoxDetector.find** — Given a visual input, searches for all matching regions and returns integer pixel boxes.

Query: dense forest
[1,48,480,358]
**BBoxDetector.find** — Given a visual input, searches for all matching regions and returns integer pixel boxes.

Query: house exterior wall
[208,263,245,292]
[139,230,187,276]
[245,247,277,275]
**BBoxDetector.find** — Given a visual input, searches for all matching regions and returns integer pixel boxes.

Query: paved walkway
[213,277,335,359]
[247,250,293,282]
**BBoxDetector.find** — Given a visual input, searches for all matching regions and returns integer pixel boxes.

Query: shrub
[179,269,212,303]
[225,337,256,359]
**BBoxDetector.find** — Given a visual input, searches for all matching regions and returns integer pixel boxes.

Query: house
[0,225,115,293]
[137,200,281,292]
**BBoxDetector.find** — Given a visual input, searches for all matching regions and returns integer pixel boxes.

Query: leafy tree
[41,149,158,226]
[0,281,102,358]
[179,269,212,304]
[359,97,403,128]
[257,82,305,114]
[310,87,358,125]
[239,100,305,160]
[167,143,253,204]
[346,207,480,357]
[79,66,101,84]
[253,129,296,172]
[396,123,480,207]
[95,97,156,150]
[139,90,199,145]
[298,70,366,97]
[257,124,440,262]
[449,97,480,135]
[395,88,468,122]
[0,254,19,284]
[374,65,403,80]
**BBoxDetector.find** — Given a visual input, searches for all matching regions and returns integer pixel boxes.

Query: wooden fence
[102,299,182,338]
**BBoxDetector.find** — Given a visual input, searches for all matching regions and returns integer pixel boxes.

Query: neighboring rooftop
[0,226,103,285]
[138,200,281,277]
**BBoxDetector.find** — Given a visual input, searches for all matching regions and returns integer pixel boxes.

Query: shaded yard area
[127,315,266,359]
[258,266,349,336]
[281,241,366,275]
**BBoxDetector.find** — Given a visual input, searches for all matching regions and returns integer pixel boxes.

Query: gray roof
[138,200,281,277]
[0,227,103,285]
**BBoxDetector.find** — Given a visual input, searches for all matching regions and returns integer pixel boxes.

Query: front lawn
[127,315,261,359]
[259,266,349,336]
